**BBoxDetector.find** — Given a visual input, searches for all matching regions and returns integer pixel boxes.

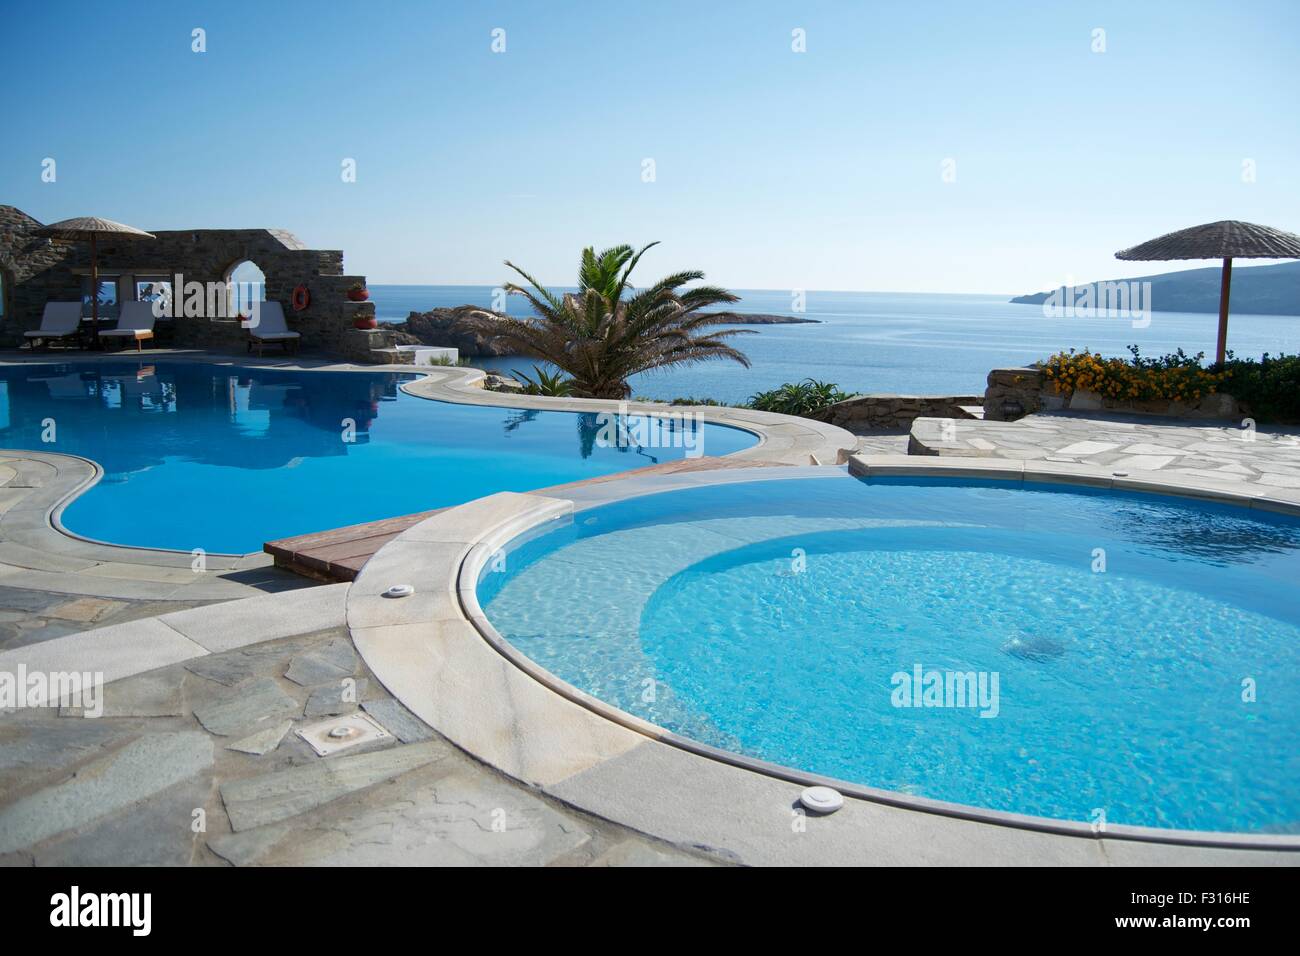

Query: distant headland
[1012,259,1300,316]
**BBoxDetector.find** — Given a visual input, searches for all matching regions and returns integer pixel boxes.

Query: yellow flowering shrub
[1041,347,1226,405]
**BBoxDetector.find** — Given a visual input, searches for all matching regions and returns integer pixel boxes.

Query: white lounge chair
[98,301,156,351]
[23,302,83,350]
[246,301,301,357]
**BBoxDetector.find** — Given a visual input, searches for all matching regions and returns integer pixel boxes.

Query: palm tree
[471,242,752,399]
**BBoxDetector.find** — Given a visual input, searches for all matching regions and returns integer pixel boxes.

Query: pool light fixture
[799,785,844,814]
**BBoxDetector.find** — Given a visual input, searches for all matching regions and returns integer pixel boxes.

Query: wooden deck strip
[264,456,787,582]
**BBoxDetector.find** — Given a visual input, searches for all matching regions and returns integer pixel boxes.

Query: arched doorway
[224,260,266,319]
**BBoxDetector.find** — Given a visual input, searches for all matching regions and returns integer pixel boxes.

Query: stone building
[0,205,402,362]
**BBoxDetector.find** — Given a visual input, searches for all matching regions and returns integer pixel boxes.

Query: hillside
[1011,259,1300,316]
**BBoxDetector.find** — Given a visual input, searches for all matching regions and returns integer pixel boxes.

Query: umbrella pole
[90,234,100,350]
[1215,256,1232,366]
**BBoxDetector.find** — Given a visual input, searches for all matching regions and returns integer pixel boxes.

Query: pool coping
[396,365,853,466]
[0,355,856,573]
[349,460,1300,863]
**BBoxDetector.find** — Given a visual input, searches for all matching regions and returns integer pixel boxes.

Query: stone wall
[982,367,1048,421]
[982,365,1244,421]
[0,204,393,361]
[821,393,982,432]
[0,206,82,332]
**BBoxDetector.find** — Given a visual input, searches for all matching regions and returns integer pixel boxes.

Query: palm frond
[484,243,749,398]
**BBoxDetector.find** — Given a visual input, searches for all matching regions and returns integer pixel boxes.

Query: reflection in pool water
[0,362,754,552]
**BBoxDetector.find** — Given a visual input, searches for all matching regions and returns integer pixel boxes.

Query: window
[135,277,173,317]
[81,277,118,319]
[224,260,265,319]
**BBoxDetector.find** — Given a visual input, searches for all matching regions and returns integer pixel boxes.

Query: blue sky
[3,0,1298,293]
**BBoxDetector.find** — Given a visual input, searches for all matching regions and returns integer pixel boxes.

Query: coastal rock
[483,374,524,394]
[381,305,514,357]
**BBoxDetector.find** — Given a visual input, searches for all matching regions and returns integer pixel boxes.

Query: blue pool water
[480,475,1300,833]
[0,362,754,553]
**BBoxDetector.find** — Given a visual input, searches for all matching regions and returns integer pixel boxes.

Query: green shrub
[1221,352,1300,423]
[663,396,726,406]
[511,365,574,397]
[1042,346,1225,404]
[746,379,855,418]
[1041,346,1300,423]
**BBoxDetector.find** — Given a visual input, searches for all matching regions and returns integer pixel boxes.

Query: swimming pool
[478,474,1300,834]
[0,362,755,553]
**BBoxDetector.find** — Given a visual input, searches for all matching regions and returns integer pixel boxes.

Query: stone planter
[982,365,1246,421]
[1063,388,1243,419]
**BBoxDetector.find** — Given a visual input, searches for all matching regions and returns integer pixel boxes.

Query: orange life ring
[291,284,311,311]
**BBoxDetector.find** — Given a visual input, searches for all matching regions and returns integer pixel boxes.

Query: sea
[369,285,1299,405]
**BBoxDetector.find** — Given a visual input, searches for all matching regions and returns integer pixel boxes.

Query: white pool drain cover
[799,786,844,814]
[297,712,392,756]
[383,584,415,598]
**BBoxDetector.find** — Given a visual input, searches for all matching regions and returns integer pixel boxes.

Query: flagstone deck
[0,585,714,866]
[907,411,1300,496]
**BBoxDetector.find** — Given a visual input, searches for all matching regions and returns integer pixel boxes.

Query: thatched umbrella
[35,216,156,344]
[1116,220,1300,365]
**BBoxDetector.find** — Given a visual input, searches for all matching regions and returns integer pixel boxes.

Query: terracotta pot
[353,315,377,330]
[347,288,370,302]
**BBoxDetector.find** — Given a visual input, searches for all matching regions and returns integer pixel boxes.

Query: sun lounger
[246,301,301,357]
[23,302,83,349]
[98,301,157,351]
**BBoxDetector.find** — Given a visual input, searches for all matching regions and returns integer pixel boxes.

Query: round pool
[477,474,1300,834]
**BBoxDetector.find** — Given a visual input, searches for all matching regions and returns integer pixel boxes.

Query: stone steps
[339,327,416,365]
[370,348,415,365]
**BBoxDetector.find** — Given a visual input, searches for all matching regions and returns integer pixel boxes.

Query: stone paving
[908,411,1300,490]
[852,430,910,456]
[0,626,715,866]
[0,586,209,652]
